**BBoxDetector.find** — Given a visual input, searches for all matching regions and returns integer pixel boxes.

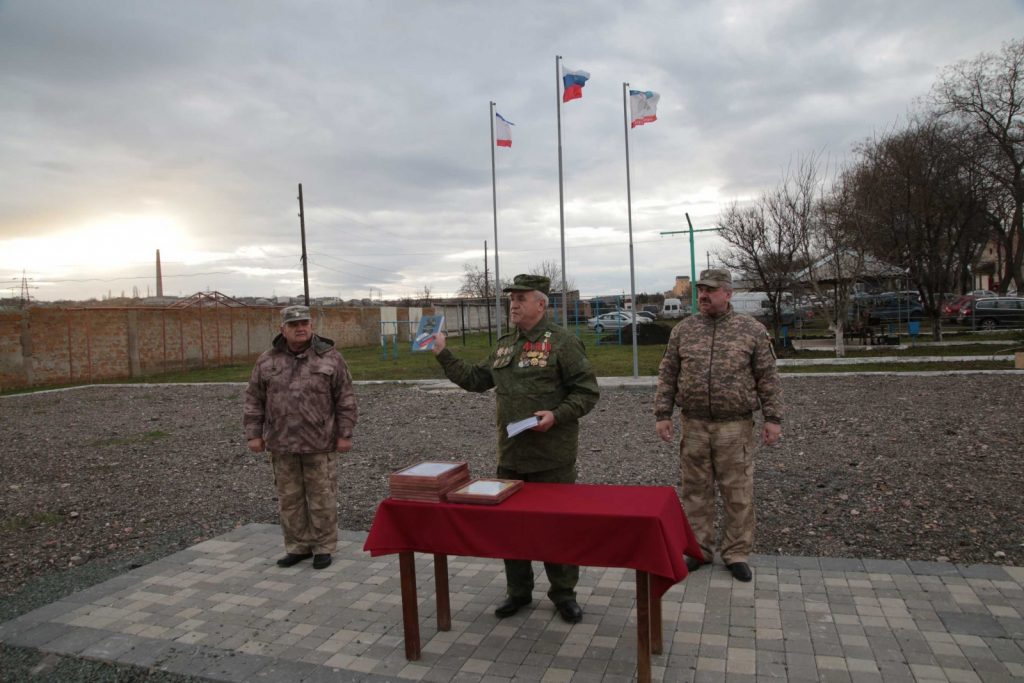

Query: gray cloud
[2,0,1023,301]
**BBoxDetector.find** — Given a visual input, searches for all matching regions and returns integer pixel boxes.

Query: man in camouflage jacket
[244,305,358,570]
[654,269,782,583]
[432,274,599,624]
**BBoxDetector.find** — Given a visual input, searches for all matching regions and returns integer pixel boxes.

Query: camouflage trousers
[496,463,579,605]
[678,417,756,564]
[270,452,339,555]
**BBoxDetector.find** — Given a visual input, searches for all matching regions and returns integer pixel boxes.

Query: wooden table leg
[398,551,420,660]
[433,553,450,631]
[636,570,651,683]
[651,583,663,655]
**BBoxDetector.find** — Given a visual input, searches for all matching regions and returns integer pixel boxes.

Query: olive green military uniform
[654,305,782,564]
[436,317,599,605]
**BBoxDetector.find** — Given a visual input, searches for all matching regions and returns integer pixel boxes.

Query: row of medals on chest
[495,331,553,368]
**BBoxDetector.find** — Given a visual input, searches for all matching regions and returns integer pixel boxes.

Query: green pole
[661,215,719,315]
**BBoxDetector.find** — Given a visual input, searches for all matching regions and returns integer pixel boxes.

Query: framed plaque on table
[388,461,470,502]
[445,478,523,505]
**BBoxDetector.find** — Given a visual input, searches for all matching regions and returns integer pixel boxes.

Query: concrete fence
[0,302,496,391]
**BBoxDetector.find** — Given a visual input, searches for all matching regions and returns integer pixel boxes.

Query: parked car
[957,297,1024,330]
[866,292,924,324]
[634,310,657,322]
[942,294,981,323]
[586,311,653,333]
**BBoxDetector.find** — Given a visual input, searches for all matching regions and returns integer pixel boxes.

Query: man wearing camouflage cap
[432,273,600,623]
[653,268,782,583]
[244,305,358,570]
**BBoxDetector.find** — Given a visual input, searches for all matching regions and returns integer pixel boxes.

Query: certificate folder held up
[411,315,445,352]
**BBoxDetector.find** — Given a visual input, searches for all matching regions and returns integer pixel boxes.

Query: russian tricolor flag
[495,112,514,147]
[562,66,590,103]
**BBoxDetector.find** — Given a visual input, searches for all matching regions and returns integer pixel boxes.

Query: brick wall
[0,302,501,391]
[0,305,388,391]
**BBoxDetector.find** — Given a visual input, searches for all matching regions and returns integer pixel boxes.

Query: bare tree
[456,263,496,299]
[803,168,874,357]
[718,156,826,341]
[459,259,576,300]
[718,198,802,340]
[850,117,988,340]
[530,260,575,294]
[933,38,1024,292]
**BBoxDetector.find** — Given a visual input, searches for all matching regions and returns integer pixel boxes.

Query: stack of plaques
[388,461,470,502]
[446,478,523,505]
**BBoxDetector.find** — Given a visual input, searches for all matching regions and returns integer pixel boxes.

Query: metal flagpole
[490,101,502,337]
[298,183,310,306]
[687,213,698,314]
[556,56,568,326]
[483,240,493,347]
[622,83,639,378]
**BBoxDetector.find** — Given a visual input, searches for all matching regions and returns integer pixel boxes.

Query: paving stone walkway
[1,523,1022,682]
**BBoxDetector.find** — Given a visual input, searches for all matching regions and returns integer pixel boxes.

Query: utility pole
[19,271,30,308]
[298,183,310,305]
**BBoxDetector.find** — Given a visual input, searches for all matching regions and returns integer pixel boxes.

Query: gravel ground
[1,375,1023,678]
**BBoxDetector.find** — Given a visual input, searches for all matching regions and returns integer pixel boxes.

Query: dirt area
[1,374,1022,602]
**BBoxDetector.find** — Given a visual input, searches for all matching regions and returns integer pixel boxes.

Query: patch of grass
[134,364,255,384]
[781,360,1013,373]
[345,330,671,380]
[788,343,1016,358]
[1,511,63,532]
[2,326,1020,397]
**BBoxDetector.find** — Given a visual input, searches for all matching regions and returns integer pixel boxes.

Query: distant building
[972,232,1021,292]
[141,296,181,306]
[665,275,691,300]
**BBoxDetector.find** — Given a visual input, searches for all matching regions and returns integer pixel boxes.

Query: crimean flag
[495,112,514,147]
[629,90,660,128]
[561,66,590,102]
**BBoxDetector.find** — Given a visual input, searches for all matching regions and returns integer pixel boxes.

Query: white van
[730,292,771,317]
[661,298,685,319]
[731,292,798,325]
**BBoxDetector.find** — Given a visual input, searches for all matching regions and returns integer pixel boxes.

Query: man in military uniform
[653,269,782,583]
[432,274,600,623]
[244,305,358,570]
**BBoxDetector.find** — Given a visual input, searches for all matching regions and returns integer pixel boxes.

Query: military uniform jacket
[436,318,600,473]
[244,334,358,454]
[654,308,782,424]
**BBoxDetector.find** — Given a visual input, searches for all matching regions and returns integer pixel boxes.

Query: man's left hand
[531,411,556,432]
[430,332,447,355]
[336,437,353,453]
[762,422,781,446]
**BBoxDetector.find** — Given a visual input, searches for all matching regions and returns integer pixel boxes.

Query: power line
[11,271,236,284]
[9,231,706,290]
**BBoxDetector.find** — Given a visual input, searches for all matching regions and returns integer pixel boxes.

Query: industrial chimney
[156,249,164,297]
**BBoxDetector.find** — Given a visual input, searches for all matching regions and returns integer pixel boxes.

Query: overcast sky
[2,1,1023,303]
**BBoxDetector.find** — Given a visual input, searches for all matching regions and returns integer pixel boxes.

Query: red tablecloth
[364,482,701,599]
